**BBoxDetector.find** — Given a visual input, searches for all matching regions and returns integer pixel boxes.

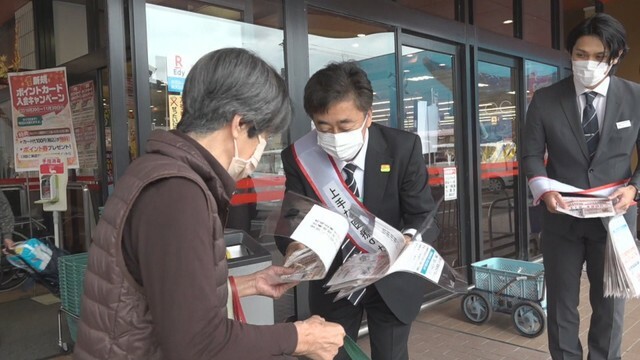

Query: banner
[70,81,98,169]
[8,67,79,171]
[168,94,182,129]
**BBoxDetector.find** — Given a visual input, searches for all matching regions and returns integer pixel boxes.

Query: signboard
[8,67,79,171]
[167,54,190,93]
[37,157,68,212]
[168,94,183,129]
[69,81,98,169]
[444,167,457,201]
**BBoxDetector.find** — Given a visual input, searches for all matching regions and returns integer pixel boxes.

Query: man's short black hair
[303,61,373,117]
[566,13,629,74]
[177,48,291,138]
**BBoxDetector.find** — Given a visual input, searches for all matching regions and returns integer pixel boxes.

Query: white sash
[528,176,628,205]
[292,130,380,253]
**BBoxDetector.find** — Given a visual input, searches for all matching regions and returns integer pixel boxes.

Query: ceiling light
[439,63,446,67]
[357,33,366,38]
[507,91,516,95]
[503,19,513,24]
[403,69,410,73]
[352,43,360,48]
[478,83,489,87]
[406,75,435,82]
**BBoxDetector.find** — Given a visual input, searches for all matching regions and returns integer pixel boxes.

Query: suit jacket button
[588,169,594,173]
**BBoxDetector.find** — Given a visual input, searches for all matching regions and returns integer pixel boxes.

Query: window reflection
[525,60,558,257]
[475,0,514,38]
[308,8,396,126]
[401,45,460,267]
[523,0,552,48]
[145,0,286,237]
[477,60,518,259]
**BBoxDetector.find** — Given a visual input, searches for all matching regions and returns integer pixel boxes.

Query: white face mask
[227,135,266,180]
[572,60,611,88]
[317,115,368,161]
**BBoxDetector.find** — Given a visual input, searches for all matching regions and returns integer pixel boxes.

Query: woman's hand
[293,315,345,360]
[233,266,299,299]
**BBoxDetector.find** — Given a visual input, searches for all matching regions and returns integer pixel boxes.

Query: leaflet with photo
[556,196,616,218]
[261,192,467,299]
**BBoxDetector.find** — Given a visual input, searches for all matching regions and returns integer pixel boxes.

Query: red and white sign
[8,67,79,171]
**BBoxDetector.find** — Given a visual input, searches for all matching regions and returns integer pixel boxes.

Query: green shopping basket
[58,252,89,344]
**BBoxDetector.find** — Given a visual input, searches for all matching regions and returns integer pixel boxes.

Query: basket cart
[460,257,546,338]
[57,253,89,351]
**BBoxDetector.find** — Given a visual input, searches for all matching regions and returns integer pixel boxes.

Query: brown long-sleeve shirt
[121,132,297,359]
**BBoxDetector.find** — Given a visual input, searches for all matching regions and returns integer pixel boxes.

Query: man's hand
[403,234,411,245]
[542,191,566,213]
[234,266,298,299]
[609,185,637,214]
[293,315,345,360]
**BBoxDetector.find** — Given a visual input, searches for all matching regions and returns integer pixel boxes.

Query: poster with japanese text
[69,81,98,169]
[168,94,182,129]
[444,167,457,201]
[8,67,79,171]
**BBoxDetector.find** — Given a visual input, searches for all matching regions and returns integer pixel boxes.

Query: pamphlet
[603,215,640,298]
[262,192,467,300]
[556,196,616,218]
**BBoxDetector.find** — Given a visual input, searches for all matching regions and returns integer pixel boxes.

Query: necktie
[582,91,600,158]
[342,163,360,198]
[340,163,366,304]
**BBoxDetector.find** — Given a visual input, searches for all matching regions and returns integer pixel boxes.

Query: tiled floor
[357,271,640,359]
[39,272,640,360]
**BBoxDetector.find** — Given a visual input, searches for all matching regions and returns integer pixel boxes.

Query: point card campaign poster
[8,67,79,172]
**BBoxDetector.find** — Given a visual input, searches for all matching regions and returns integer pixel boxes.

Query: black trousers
[309,282,412,360]
[542,217,625,360]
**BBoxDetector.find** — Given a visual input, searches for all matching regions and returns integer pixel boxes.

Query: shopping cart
[57,252,89,351]
[460,257,546,337]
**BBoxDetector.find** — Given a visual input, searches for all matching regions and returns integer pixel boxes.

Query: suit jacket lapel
[559,78,589,161]
[593,76,622,163]
[363,124,392,209]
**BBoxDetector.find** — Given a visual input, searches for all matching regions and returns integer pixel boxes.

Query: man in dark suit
[522,13,640,360]
[277,62,435,360]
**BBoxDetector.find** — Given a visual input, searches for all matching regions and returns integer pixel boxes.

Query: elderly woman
[75,48,344,360]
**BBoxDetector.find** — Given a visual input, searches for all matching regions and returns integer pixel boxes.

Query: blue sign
[167,77,185,93]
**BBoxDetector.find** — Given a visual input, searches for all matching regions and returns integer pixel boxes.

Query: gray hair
[177,48,291,137]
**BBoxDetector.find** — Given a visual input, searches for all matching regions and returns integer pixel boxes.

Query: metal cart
[460,257,546,338]
[57,252,89,351]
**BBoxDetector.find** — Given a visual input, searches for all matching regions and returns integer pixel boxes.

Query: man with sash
[522,14,640,360]
[276,61,435,360]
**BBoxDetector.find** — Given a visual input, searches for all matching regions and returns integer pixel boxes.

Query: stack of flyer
[261,192,467,301]
[602,215,640,298]
[555,197,640,298]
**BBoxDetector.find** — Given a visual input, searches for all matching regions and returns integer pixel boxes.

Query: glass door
[399,35,462,267]
[476,52,521,259]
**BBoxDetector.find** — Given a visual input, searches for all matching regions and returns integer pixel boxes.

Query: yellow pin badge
[380,164,391,173]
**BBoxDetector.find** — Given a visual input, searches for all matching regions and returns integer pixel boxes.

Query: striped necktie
[340,163,366,304]
[582,91,600,158]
